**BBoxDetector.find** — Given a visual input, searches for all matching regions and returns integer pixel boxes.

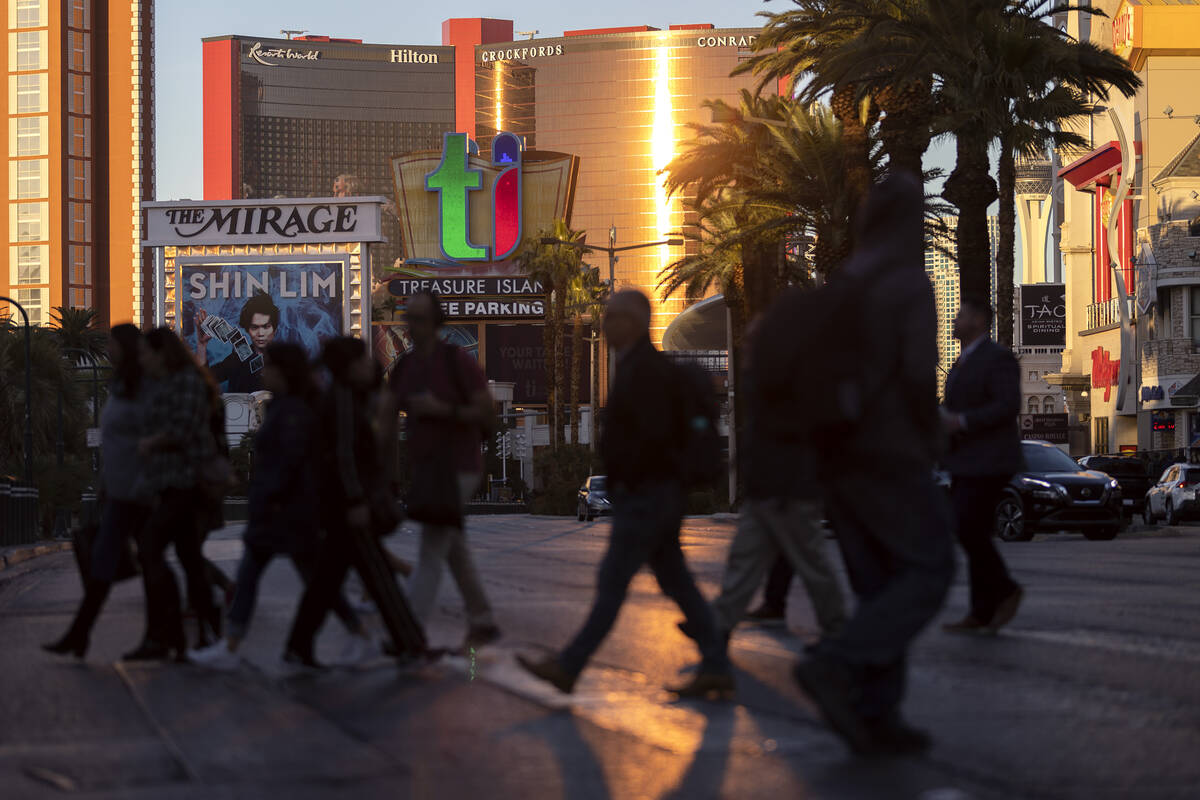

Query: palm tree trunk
[878,80,934,178]
[724,272,749,509]
[542,305,557,452]
[554,290,567,449]
[942,127,999,299]
[831,85,872,228]
[996,141,1017,347]
[570,313,582,445]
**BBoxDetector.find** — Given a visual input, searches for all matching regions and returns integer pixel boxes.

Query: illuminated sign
[425,131,523,262]
[143,198,386,246]
[1091,347,1120,403]
[696,35,758,48]
[247,41,320,66]
[390,48,439,64]
[1112,2,1136,60]
[481,44,564,62]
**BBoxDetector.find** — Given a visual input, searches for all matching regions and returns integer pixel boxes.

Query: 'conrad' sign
[142,198,387,247]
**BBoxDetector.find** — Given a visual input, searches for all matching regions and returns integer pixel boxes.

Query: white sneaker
[189,641,240,672]
[337,635,382,668]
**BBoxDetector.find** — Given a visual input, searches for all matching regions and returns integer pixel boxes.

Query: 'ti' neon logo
[425,132,522,262]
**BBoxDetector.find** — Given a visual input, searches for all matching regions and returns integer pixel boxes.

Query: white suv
[1142,463,1200,526]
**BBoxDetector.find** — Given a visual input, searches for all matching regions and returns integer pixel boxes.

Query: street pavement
[1,514,1198,799]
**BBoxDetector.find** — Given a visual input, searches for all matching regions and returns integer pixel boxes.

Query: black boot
[43,580,111,660]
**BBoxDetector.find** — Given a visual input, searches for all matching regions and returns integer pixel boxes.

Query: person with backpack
[678,313,846,653]
[387,290,500,651]
[791,174,954,756]
[517,289,733,697]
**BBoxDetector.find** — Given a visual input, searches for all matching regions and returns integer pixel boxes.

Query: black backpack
[752,275,866,451]
[673,361,723,489]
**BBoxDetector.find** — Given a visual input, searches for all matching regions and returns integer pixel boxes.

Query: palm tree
[565,266,606,446]
[514,220,587,449]
[49,306,107,359]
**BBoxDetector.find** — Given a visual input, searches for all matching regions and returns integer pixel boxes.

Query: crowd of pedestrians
[44,174,1025,760]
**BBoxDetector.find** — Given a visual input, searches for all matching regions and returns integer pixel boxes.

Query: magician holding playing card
[194,292,279,393]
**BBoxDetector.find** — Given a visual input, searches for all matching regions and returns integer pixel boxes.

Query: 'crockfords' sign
[143,198,387,246]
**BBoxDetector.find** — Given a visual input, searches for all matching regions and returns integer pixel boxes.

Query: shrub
[532,444,597,515]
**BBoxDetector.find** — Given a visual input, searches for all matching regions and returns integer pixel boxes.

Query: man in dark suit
[941,296,1023,634]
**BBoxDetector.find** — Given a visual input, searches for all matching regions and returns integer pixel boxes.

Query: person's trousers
[823,467,954,720]
[63,499,149,644]
[409,472,495,628]
[135,486,213,650]
[560,481,730,677]
[714,498,846,635]
[287,522,425,659]
[764,556,794,611]
[951,475,1019,623]
[226,542,361,641]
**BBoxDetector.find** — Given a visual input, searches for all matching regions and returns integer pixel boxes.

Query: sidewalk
[0,540,72,573]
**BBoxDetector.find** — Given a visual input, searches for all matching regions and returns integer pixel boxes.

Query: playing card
[232,334,253,361]
[212,317,235,342]
[249,354,264,374]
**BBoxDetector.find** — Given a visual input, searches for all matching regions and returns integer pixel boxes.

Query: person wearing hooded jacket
[793,173,954,756]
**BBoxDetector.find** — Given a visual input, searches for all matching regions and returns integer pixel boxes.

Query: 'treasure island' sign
[143,198,388,246]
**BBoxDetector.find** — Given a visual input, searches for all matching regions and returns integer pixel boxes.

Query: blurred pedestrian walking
[43,325,150,660]
[285,337,424,668]
[518,290,732,697]
[941,297,1023,634]
[387,290,500,651]
[123,327,223,661]
[794,174,954,755]
[679,314,846,655]
[190,343,376,671]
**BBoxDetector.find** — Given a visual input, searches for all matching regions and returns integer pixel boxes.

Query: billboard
[1019,413,1069,444]
[180,260,344,393]
[485,323,591,405]
[1020,284,1066,347]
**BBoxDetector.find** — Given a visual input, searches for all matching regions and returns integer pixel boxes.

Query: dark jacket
[316,384,384,528]
[840,173,940,470]
[742,360,819,501]
[942,339,1022,477]
[245,394,319,551]
[601,336,685,491]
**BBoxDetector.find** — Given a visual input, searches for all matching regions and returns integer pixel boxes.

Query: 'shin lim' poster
[180,261,343,393]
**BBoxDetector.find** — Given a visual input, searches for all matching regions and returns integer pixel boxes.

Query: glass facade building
[202,35,456,278]
[470,26,765,344]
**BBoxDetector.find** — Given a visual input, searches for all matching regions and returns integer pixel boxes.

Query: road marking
[113,662,200,784]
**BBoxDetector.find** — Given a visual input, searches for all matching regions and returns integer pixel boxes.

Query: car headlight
[1021,477,1066,501]
[1109,478,1120,490]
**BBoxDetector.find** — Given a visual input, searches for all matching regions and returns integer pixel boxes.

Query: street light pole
[1,296,34,485]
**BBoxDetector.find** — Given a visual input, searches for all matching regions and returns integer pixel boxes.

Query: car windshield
[590,477,607,491]
[1023,444,1081,473]
[1089,459,1145,477]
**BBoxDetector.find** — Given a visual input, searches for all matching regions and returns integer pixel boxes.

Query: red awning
[1058,140,1143,189]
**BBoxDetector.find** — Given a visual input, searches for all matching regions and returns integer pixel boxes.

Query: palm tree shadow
[504,710,614,800]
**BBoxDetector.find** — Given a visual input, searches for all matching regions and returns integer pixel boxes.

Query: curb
[0,541,72,572]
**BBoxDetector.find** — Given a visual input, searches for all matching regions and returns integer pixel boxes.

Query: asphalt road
[1,515,1198,799]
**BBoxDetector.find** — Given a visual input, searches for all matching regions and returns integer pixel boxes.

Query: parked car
[1077,455,1152,516]
[577,475,611,521]
[994,441,1123,542]
[1142,463,1200,526]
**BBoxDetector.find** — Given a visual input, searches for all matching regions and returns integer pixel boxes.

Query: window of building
[16,159,42,198]
[68,288,92,309]
[16,116,41,156]
[16,73,42,113]
[1028,371,1038,382]
[1094,417,1109,455]
[69,74,90,114]
[15,31,41,70]
[68,159,90,199]
[1190,287,1200,346]
[15,203,43,241]
[69,202,91,242]
[68,0,88,29]
[16,0,44,28]
[69,116,90,156]
[68,31,89,71]
[69,245,90,283]
[15,287,44,326]
[1028,396,1039,414]
[1043,396,1056,414]
[15,245,43,283]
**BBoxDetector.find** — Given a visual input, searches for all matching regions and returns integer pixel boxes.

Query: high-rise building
[468,24,766,344]
[927,214,1000,397]
[1016,154,1055,285]
[1,0,155,327]
[201,34,456,279]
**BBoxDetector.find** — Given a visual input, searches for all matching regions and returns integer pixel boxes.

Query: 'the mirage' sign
[142,198,387,247]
